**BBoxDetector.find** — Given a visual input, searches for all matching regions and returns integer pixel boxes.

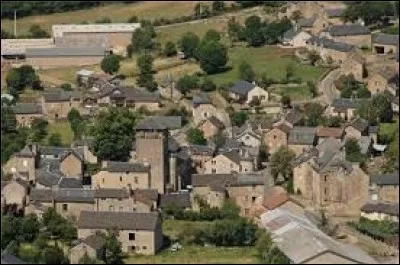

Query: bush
[60,83,72,91]
[348,217,399,241]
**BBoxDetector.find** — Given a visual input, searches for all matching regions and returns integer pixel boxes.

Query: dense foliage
[348,217,399,241]
[345,138,365,163]
[239,61,255,82]
[100,55,120,74]
[304,103,325,127]
[342,1,397,25]
[198,40,228,74]
[176,75,199,95]
[67,108,85,140]
[231,111,248,127]
[6,65,42,96]
[187,128,207,145]
[270,146,296,183]
[356,94,393,125]
[136,54,158,92]
[178,32,200,59]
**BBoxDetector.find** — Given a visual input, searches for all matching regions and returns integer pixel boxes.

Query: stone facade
[246,86,269,105]
[367,72,397,95]
[199,120,221,140]
[263,127,288,154]
[92,170,150,190]
[193,103,218,125]
[55,201,94,219]
[15,113,43,128]
[69,241,103,264]
[375,185,399,204]
[227,185,264,217]
[288,144,314,157]
[3,154,36,182]
[1,180,27,209]
[60,152,84,178]
[203,153,254,174]
[41,96,82,120]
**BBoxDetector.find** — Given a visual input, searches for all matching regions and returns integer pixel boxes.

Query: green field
[269,85,312,101]
[379,119,399,140]
[207,46,327,86]
[1,1,210,35]
[46,121,74,147]
[125,220,259,264]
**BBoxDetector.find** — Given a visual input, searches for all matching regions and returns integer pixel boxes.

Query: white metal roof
[52,23,141,38]
[1,38,55,55]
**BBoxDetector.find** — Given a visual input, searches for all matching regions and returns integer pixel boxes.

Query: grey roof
[285,110,304,125]
[159,193,191,209]
[193,93,211,106]
[297,16,316,28]
[375,67,399,82]
[105,161,150,173]
[42,90,81,102]
[58,177,83,189]
[35,168,62,187]
[12,103,42,115]
[132,189,159,204]
[373,33,399,46]
[192,173,264,191]
[371,172,399,186]
[331,98,365,110]
[40,146,72,157]
[54,189,95,203]
[29,189,53,202]
[361,202,399,216]
[26,46,106,57]
[94,188,130,199]
[293,147,319,167]
[310,36,356,52]
[228,80,255,95]
[325,8,345,17]
[288,127,316,145]
[109,87,160,102]
[349,118,369,132]
[135,116,182,130]
[207,116,225,129]
[78,234,106,250]
[77,211,160,231]
[186,144,215,156]
[223,138,243,150]
[17,144,36,157]
[325,24,370,36]
[1,254,26,264]
[283,27,298,40]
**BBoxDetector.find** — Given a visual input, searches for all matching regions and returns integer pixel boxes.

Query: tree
[194,2,211,19]
[6,65,41,94]
[345,138,364,162]
[176,75,199,95]
[136,54,157,92]
[29,24,49,38]
[164,41,177,57]
[203,29,221,43]
[270,146,296,182]
[126,44,134,58]
[60,83,72,91]
[92,108,137,161]
[307,81,318,97]
[231,111,248,127]
[48,133,62,146]
[201,78,217,92]
[228,17,245,43]
[324,116,343,127]
[290,10,303,21]
[212,1,226,13]
[304,103,324,126]
[105,233,124,264]
[262,18,292,45]
[79,253,103,264]
[307,50,320,66]
[198,41,228,74]
[187,128,207,145]
[357,94,393,125]
[31,118,48,142]
[41,245,68,264]
[342,1,395,25]
[238,61,255,82]
[212,131,227,149]
[68,108,84,140]
[1,215,21,249]
[221,199,240,219]
[178,32,200,59]
[281,95,291,108]
[131,28,153,53]
[20,214,40,243]
[244,15,265,47]
[256,230,290,264]
[1,105,17,133]
[101,55,120,74]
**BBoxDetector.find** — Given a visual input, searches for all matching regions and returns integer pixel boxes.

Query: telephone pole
[14,9,17,37]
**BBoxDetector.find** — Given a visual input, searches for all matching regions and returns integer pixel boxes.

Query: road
[317,68,341,105]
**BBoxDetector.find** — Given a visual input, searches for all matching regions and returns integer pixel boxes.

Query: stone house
[3,143,39,182]
[360,202,399,222]
[306,35,358,63]
[263,124,291,154]
[367,67,399,96]
[203,149,255,174]
[282,28,312,47]
[77,211,163,255]
[12,103,43,128]
[321,24,371,48]
[92,161,151,190]
[316,127,344,144]
[326,98,364,121]
[159,192,192,211]
[232,122,262,148]
[287,126,317,156]
[198,116,225,140]
[71,139,98,164]
[69,234,106,264]
[324,8,345,25]
[131,189,159,212]
[344,118,369,140]
[370,172,399,203]
[59,150,85,178]
[227,81,268,105]
[340,51,365,81]
[41,90,82,121]
[296,15,329,35]
[372,34,399,55]
[191,173,265,216]
[1,177,29,212]
[192,100,218,125]
[293,140,370,206]
[183,145,215,173]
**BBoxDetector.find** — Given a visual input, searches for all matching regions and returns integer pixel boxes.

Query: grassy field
[46,121,74,147]
[379,118,399,140]
[1,1,209,35]
[207,46,327,86]
[269,85,312,101]
[124,220,259,264]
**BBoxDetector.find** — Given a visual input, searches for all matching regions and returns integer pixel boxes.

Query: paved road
[317,68,341,105]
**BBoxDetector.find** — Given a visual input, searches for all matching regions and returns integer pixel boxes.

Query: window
[120,176,123,182]
[109,206,114,211]
[126,171,129,174]
[260,96,265,100]
[23,160,28,167]
[212,169,216,173]
[245,135,250,140]
[129,233,135,240]
[142,246,147,250]
[273,135,277,139]
[252,197,256,203]
[118,198,122,201]
[324,175,327,182]
[102,178,105,184]
[130,246,136,251]
[134,177,138,184]
[62,204,68,211]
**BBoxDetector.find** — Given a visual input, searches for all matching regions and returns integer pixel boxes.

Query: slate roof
[297,16,316,28]
[54,189,95,203]
[348,118,369,132]
[105,161,150,173]
[135,116,182,130]
[263,187,289,210]
[109,87,160,102]
[159,193,191,209]
[331,98,364,110]
[316,127,343,138]
[12,103,42,114]
[42,91,81,102]
[228,80,255,95]
[39,146,72,157]
[283,27,299,40]
[288,126,316,145]
[373,34,399,46]
[308,36,356,52]
[94,188,130,199]
[192,93,211,106]
[274,123,292,134]
[207,116,225,129]
[58,177,83,189]
[186,145,215,156]
[285,111,304,125]
[29,189,54,202]
[16,144,37,157]
[35,168,62,187]
[77,211,160,231]
[132,189,159,205]
[325,24,371,36]
[371,172,399,186]
[78,234,106,250]
[191,173,264,191]
[361,202,399,216]
[325,8,345,18]
[26,46,106,57]
[1,254,26,264]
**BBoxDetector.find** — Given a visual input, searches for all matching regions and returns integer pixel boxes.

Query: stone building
[77,211,163,255]
[198,116,225,140]
[326,98,364,121]
[232,122,262,148]
[372,34,399,55]
[324,8,346,25]
[3,143,39,182]
[295,15,329,35]
[69,234,106,264]
[263,124,291,154]
[228,81,268,105]
[344,118,369,141]
[1,177,29,212]
[340,51,365,81]
[287,127,317,156]
[12,103,43,128]
[282,28,312,47]
[306,36,358,64]
[203,149,255,174]
[41,90,82,121]
[182,145,215,173]
[367,67,399,96]
[321,24,371,48]
[360,202,399,222]
[316,127,344,145]
[370,172,399,203]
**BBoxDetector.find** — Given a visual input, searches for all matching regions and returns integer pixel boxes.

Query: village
[1,1,399,264]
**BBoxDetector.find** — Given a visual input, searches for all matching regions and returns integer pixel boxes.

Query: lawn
[207,46,327,86]
[124,220,260,264]
[269,85,312,101]
[46,121,74,147]
[1,1,207,35]
[379,118,399,141]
